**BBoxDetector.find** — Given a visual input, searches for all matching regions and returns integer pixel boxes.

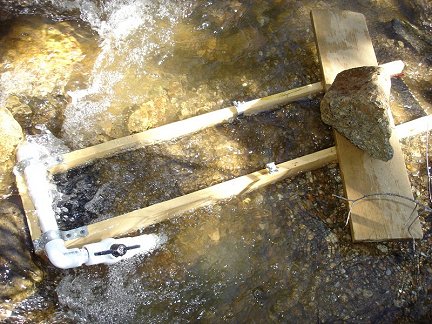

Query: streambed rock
[0,107,23,197]
[0,201,43,305]
[391,18,432,62]
[0,16,98,134]
[320,66,393,161]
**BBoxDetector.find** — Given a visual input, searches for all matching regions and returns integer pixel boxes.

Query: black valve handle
[94,244,141,257]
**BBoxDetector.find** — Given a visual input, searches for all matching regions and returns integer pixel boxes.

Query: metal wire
[426,121,432,203]
[333,193,432,239]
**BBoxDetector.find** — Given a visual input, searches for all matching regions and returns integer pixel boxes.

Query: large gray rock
[320,66,394,161]
[0,107,23,198]
[0,201,43,307]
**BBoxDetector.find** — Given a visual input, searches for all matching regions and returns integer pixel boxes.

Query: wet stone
[0,201,43,304]
[391,18,432,62]
[326,232,339,244]
[0,17,98,134]
[4,95,32,126]
[320,66,394,161]
[377,244,389,253]
[0,107,23,197]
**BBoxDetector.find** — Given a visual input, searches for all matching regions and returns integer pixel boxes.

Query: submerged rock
[174,24,265,63]
[399,0,432,29]
[0,107,23,197]
[0,201,43,305]
[320,66,393,161]
[127,98,169,135]
[391,18,432,62]
[0,0,82,21]
[0,16,98,134]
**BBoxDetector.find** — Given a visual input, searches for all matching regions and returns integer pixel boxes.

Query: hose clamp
[33,226,88,252]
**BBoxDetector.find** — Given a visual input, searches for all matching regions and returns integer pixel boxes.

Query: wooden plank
[396,114,432,139]
[238,82,323,116]
[396,116,432,140]
[65,147,337,247]
[15,172,42,243]
[312,10,378,87]
[49,82,324,174]
[311,9,422,241]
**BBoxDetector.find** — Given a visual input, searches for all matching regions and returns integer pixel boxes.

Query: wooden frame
[16,10,428,252]
[16,114,431,249]
[65,116,432,247]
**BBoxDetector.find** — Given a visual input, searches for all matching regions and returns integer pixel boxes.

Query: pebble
[259,223,268,230]
[213,205,222,213]
[254,194,264,205]
[385,269,392,276]
[209,229,220,241]
[363,289,374,298]
[339,294,348,303]
[327,233,339,244]
[377,244,388,253]
[242,198,251,204]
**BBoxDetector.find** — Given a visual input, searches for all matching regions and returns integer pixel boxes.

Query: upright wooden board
[311,9,422,241]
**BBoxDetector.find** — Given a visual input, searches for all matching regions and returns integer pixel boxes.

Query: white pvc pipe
[45,239,89,269]
[44,234,161,269]
[17,142,59,232]
[84,234,162,266]
[16,141,163,269]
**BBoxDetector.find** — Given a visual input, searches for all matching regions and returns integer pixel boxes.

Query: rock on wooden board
[320,66,394,161]
[311,9,422,241]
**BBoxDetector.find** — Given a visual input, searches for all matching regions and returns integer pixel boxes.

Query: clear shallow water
[60,0,326,149]
[0,0,431,322]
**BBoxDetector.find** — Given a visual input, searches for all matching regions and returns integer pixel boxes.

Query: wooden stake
[396,115,432,139]
[49,82,324,174]
[15,172,42,242]
[65,147,337,247]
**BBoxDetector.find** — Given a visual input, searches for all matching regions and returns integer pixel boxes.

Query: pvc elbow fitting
[45,239,89,269]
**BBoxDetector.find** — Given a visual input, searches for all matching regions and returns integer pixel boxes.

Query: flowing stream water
[0,0,431,322]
